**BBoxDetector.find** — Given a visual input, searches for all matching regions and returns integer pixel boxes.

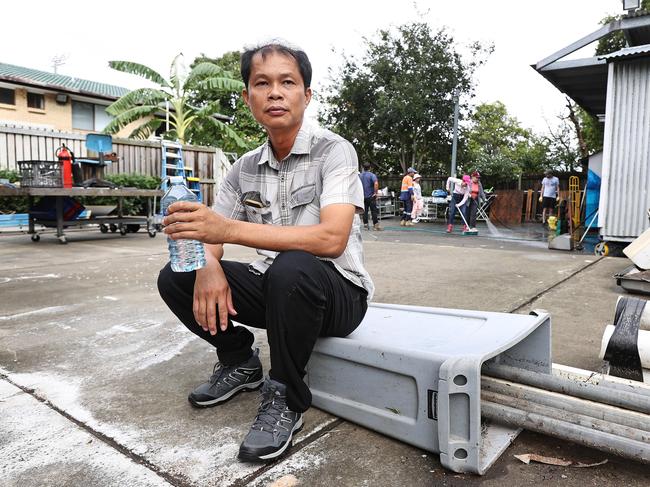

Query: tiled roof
[0,62,129,99]
[599,43,650,60]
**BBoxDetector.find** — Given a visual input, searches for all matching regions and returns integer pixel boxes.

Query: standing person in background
[411,174,424,223]
[399,167,416,227]
[445,174,470,233]
[359,162,383,231]
[540,169,560,226]
[464,170,486,233]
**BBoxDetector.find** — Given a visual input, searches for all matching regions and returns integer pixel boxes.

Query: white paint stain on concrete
[0,273,61,284]
[0,380,171,486]
[0,367,259,486]
[136,335,195,371]
[0,305,74,321]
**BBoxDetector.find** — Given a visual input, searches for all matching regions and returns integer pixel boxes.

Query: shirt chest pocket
[244,205,273,224]
[289,183,316,209]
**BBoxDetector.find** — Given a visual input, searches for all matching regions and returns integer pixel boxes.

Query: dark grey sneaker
[237,378,303,462]
[188,349,263,408]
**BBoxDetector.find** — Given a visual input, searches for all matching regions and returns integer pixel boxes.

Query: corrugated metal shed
[0,62,128,100]
[600,57,650,241]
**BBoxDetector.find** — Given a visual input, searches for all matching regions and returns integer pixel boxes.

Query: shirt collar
[257,120,312,166]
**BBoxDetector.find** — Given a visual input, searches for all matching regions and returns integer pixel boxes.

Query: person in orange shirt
[399,167,416,226]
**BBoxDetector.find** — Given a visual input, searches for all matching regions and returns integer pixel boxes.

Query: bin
[306,303,551,474]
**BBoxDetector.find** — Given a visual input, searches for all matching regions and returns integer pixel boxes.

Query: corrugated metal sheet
[600,44,650,61]
[600,57,650,241]
[0,62,129,99]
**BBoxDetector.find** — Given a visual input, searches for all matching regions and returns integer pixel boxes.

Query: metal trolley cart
[0,186,162,244]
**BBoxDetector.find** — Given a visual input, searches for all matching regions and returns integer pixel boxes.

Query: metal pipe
[482,400,650,463]
[482,376,650,432]
[483,363,650,414]
[482,389,650,443]
[450,92,459,178]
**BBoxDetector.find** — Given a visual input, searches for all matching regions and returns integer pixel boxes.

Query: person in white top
[540,170,560,225]
[411,174,424,223]
[445,174,470,233]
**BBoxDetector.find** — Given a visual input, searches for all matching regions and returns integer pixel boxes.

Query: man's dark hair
[363,162,371,170]
[241,42,312,89]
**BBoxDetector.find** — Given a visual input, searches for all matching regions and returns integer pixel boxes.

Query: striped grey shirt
[213,121,374,300]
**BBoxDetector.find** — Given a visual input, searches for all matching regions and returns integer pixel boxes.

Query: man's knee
[157,261,193,300]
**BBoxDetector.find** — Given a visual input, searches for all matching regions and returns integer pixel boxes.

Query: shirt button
[281,204,286,210]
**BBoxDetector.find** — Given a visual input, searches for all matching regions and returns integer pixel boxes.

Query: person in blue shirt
[359,162,383,231]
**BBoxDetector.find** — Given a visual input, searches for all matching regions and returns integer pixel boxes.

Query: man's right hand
[193,259,237,335]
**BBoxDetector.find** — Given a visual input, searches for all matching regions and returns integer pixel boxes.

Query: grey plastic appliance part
[305,303,551,475]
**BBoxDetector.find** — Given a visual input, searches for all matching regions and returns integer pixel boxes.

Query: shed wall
[600,58,650,241]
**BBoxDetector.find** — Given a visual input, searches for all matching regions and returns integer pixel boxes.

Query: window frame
[0,87,16,106]
[27,92,45,110]
[72,100,112,131]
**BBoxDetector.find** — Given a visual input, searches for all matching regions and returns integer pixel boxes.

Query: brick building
[0,62,134,136]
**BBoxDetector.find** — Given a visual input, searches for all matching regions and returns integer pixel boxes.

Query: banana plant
[104,54,247,148]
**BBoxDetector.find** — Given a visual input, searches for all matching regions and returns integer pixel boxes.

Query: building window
[0,87,15,105]
[72,101,113,131]
[72,101,94,130]
[27,92,45,110]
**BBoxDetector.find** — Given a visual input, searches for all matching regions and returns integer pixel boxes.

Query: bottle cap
[169,176,184,184]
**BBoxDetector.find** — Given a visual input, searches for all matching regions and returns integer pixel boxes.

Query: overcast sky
[2,0,626,132]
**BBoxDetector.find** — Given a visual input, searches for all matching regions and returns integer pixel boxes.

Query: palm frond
[170,53,185,96]
[201,117,249,149]
[186,62,225,83]
[195,101,223,118]
[101,105,159,134]
[196,77,245,93]
[129,118,163,140]
[106,88,169,116]
[109,61,171,88]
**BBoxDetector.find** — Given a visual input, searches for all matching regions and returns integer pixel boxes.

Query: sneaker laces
[251,382,289,433]
[208,362,229,386]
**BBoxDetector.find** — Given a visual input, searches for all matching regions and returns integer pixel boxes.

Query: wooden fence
[0,124,231,207]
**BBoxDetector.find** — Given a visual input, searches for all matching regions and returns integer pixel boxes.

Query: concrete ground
[0,219,648,486]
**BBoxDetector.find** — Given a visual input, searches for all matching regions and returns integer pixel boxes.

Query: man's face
[242,51,312,134]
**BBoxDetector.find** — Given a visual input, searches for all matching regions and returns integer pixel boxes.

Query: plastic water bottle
[161,176,206,272]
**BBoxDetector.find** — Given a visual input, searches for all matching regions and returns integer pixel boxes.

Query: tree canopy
[319,21,492,175]
[464,102,549,179]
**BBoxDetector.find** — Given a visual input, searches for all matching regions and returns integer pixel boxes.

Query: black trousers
[157,250,368,413]
[363,196,379,225]
[467,197,479,228]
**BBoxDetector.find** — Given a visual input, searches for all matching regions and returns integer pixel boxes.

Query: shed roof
[0,62,129,100]
[599,43,650,60]
[533,10,650,117]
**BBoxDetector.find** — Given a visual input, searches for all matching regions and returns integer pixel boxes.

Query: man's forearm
[226,220,347,259]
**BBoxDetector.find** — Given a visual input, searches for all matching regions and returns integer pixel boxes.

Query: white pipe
[600,325,650,368]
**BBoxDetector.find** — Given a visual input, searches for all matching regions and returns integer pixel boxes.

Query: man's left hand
[163,201,231,244]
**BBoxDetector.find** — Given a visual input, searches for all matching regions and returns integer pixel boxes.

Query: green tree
[465,102,548,179]
[595,2,650,55]
[188,52,266,154]
[103,54,246,148]
[319,22,492,175]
